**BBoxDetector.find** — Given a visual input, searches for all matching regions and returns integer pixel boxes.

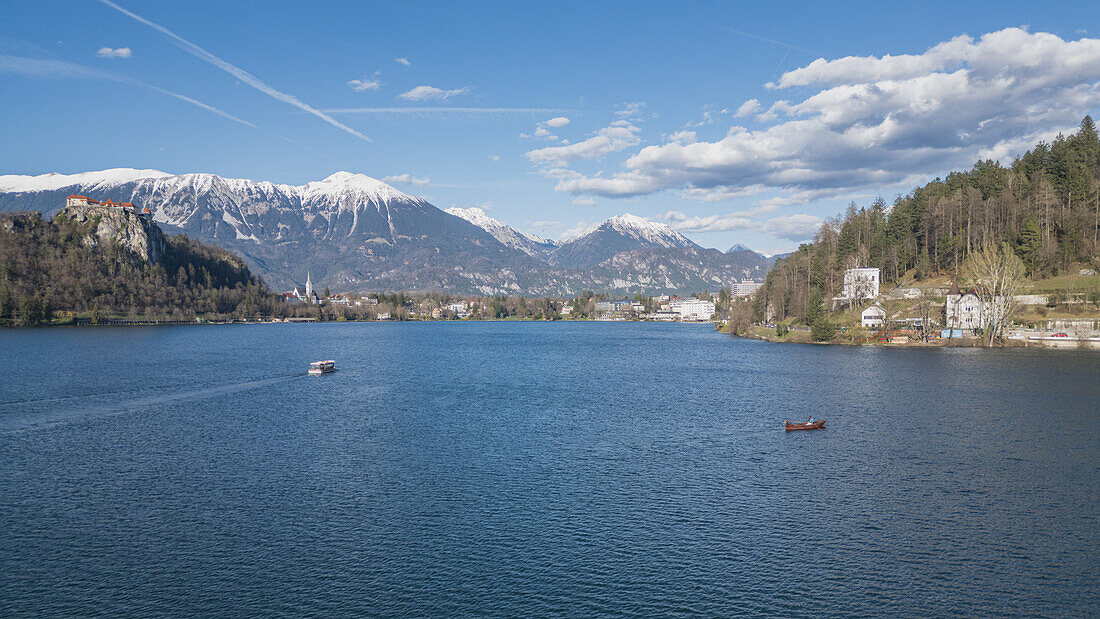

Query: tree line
[757,116,1100,325]
[0,211,285,325]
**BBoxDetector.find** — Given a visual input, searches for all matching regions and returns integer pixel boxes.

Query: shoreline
[725,324,1100,350]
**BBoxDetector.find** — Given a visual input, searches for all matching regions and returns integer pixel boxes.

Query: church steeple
[305,271,313,298]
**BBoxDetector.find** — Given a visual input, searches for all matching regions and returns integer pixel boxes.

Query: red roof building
[64,195,145,211]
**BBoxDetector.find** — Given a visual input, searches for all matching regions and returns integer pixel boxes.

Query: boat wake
[0,374,305,434]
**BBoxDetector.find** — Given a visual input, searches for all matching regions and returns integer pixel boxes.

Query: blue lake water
[1,322,1098,616]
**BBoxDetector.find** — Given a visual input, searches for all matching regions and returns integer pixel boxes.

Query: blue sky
[2,1,1099,254]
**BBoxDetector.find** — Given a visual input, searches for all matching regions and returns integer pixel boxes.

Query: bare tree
[963,241,1026,346]
[916,299,936,342]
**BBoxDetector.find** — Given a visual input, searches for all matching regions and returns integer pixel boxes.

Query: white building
[861,305,887,329]
[670,299,715,321]
[946,292,998,331]
[560,304,574,315]
[843,268,881,300]
[595,299,633,314]
[644,310,679,321]
[731,280,764,297]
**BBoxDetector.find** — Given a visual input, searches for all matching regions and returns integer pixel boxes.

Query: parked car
[1052,332,1069,337]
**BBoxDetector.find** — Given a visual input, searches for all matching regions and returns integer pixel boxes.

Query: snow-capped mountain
[445,206,559,258]
[0,169,772,294]
[550,213,697,269]
[0,168,551,291]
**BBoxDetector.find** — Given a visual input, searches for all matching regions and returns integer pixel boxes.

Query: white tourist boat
[308,360,335,375]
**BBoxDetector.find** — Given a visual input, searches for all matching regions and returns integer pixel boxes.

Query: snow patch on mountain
[599,213,695,248]
[446,206,558,256]
[0,168,171,192]
[301,171,419,206]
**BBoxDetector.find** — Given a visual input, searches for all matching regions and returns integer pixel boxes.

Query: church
[284,272,321,304]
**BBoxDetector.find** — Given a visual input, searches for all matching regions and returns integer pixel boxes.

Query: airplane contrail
[99,0,372,143]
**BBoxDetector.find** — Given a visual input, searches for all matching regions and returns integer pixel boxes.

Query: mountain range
[0,169,770,295]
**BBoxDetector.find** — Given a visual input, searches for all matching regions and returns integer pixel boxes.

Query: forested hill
[759,116,1100,321]
[0,207,281,325]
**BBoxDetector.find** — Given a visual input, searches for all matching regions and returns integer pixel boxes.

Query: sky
[2,0,1099,255]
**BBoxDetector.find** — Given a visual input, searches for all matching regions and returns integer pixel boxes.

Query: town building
[595,299,633,314]
[842,268,881,300]
[643,310,680,321]
[861,305,887,329]
[731,280,764,297]
[560,304,574,315]
[670,298,716,321]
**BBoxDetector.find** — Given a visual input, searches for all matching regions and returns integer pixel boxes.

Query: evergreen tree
[1015,215,1042,274]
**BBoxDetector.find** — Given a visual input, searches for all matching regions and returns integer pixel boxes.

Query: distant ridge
[0,169,771,294]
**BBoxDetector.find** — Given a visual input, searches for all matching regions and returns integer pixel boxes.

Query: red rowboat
[785,419,825,431]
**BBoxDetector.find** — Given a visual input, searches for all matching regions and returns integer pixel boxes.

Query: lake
[1,322,1097,616]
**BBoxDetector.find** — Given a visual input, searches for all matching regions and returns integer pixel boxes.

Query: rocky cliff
[60,205,166,264]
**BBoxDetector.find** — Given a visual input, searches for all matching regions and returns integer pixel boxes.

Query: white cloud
[536,28,1100,201]
[561,220,597,240]
[687,106,720,127]
[734,99,760,118]
[347,78,381,91]
[663,211,754,233]
[665,130,697,145]
[531,220,562,231]
[490,154,501,161]
[99,0,372,143]
[660,203,781,233]
[397,85,470,100]
[96,46,131,59]
[522,116,572,141]
[761,214,823,241]
[678,184,768,202]
[324,106,568,115]
[572,196,596,206]
[525,122,641,165]
[395,57,410,66]
[615,101,646,119]
[382,173,430,186]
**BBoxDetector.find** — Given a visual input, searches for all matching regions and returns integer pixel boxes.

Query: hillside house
[842,268,881,300]
[861,305,887,329]
[945,291,998,331]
